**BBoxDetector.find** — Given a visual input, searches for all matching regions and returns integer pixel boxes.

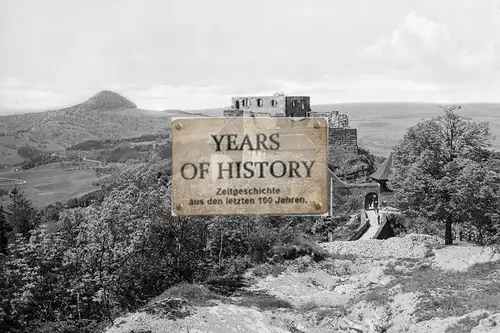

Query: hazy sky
[1,0,500,111]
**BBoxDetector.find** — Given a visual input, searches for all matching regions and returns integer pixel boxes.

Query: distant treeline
[0,129,30,137]
[16,146,62,170]
[106,142,172,162]
[66,141,172,164]
[39,188,112,222]
[65,188,110,209]
[40,170,170,221]
[66,133,169,151]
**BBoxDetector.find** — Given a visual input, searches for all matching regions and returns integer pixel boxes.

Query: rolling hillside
[2,96,498,165]
[0,91,200,165]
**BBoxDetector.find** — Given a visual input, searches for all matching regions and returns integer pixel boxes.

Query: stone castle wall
[313,111,350,128]
[227,95,311,117]
[230,95,287,116]
[223,98,358,153]
[223,110,278,117]
[312,111,358,153]
[329,128,358,153]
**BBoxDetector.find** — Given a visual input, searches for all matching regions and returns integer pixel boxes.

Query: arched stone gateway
[364,192,378,211]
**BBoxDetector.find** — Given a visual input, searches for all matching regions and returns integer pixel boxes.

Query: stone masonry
[224,93,311,117]
[314,111,358,153]
[222,94,358,153]
[221,94,364,217]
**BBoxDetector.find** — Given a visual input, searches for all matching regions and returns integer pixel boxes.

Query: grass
[297,302,349,325]
[150,283,220,307]
[315,305,349,323]
[272,234,331,262]
[235,290,293,310]
[352,259,500,322]
[319,258,356,276]
[252,263,287,277]
[444,313,490,333]
[151,281,294,314]
[0,177,25,185]
[359,289,392,306]
[300,301,320,311]
[0,169,101,207]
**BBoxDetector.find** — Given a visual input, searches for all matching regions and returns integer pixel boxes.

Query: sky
[1,0,500,111]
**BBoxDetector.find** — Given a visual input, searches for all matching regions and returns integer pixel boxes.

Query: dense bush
[385,214,442,237]
[65,189,108,209]
[271,229,330,262]
[66,134,168,151]
[31,320,104,333]
[17,146,61,170]
[0,162,326,332]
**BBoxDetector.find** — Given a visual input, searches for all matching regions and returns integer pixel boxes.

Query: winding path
[359,210,381,240]
[0,176,26,185]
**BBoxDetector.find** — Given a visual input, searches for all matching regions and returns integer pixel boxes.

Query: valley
[0,167,100,208]
[2,92,500,211]
[1,91,500,333]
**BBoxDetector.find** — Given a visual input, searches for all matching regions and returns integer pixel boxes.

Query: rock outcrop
[104,235,500,333]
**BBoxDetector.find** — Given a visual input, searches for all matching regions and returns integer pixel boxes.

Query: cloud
[0,78,65,111]
[361,9,500,94]
[363,10,452,60]
[266,76,442,103]
[404,10,451,49]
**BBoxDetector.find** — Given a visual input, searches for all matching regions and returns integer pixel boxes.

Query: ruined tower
[223,93,312,118]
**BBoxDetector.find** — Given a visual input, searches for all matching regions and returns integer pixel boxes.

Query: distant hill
[161,109,209,117]
[184,107,226,117]
[185,102,500,157]
[79,90,137,110]
[0,91,199,165]
[2,95,498,165]
[315,102,500,156]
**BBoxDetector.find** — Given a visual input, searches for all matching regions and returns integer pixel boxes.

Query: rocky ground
[104,234,500,333]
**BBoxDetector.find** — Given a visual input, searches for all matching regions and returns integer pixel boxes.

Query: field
[0,168,101,208]
[191,103,500,157]
[0,177,25,185]
[315,103,500,156]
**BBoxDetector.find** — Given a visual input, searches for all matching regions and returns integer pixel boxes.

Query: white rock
[471,313,500,333]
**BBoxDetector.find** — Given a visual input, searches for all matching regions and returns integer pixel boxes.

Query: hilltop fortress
[223,93,358,154]
[222,93,394,224]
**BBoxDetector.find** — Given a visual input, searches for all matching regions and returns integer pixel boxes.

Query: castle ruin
[221,94,393,232]
[223,94,358,153]
[223,93,311,117]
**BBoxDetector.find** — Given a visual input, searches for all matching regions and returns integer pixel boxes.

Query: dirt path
[359,210,380,240]
[0,176,26,185]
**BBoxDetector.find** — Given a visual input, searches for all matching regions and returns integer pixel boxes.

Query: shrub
[252,263,286,277]
[151,283,219,307]
[300,301,320,311]
[32,319,105,333]
[272,230,330,262]
[236,291,293,310]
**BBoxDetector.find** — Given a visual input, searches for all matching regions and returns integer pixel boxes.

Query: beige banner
[171,117,328,216]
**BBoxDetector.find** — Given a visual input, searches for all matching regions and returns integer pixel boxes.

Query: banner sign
[171,117,328,216]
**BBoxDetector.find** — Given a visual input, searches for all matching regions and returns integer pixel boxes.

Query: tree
[0,206,7,254]
[456,159,500,245]
[391,105,492,245]
[7,187,39,238]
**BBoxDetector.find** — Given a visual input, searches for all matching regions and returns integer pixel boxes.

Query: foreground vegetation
[0,162,329,333]
[0,104,499,332]
[391,105,500,245]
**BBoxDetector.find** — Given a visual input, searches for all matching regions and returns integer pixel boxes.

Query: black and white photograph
[1,1,500,332]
